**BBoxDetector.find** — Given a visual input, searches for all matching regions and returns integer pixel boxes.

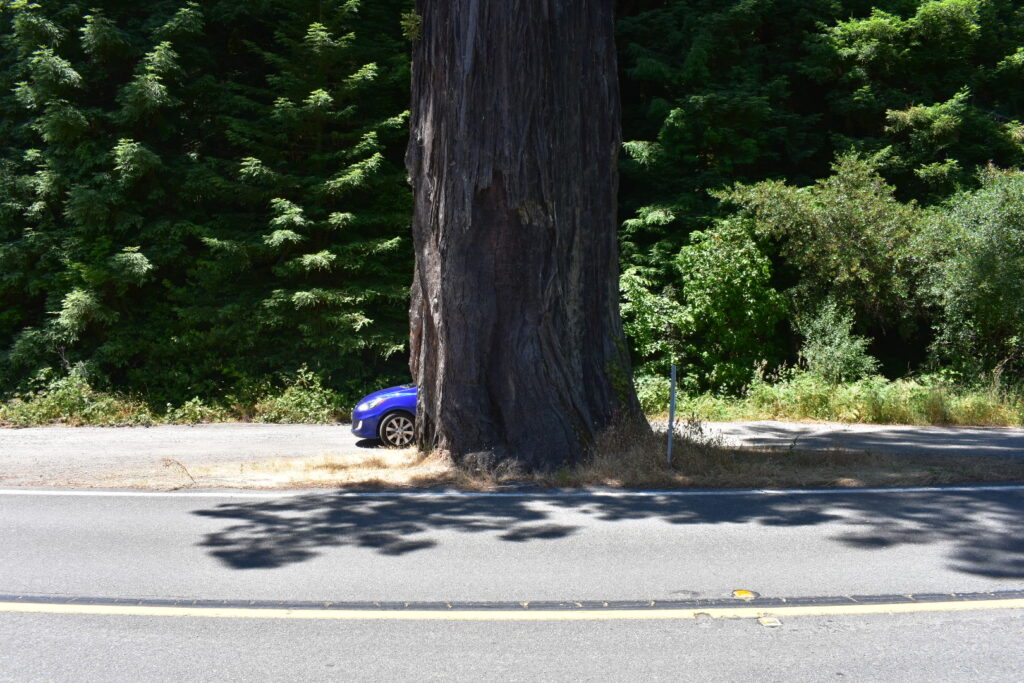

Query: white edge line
[1,484,1023,499]
[3,599,1024,620]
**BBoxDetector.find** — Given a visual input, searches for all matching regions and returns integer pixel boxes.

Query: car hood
[358,384,416,403]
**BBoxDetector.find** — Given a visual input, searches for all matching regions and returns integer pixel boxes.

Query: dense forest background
[1,0,1023,414]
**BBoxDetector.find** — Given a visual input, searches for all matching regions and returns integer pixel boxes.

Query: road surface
[2,423,1023,680]
[1,486,1022,680]
[2,487,1023,600]
[2,609,1020,682]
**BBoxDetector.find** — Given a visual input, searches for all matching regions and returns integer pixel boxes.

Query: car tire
[378,411,415,448]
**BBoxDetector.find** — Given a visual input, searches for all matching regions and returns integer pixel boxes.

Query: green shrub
[716,153,927,331]
[926,167,1024,378]
[674,219,786,392]
[0,368,154,426]
[796,300,880,384]
[633,374,671,414]
[622,219,785,393]
[164,397,229,425]
[620,269,685,364]
[253,366,340,424]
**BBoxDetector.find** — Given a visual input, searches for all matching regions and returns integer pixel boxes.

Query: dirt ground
[1,421,1022,489]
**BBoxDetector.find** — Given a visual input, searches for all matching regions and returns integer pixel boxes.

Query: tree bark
[406,0,645,470]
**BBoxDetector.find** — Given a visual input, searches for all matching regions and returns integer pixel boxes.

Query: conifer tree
[0,0,412,404]
[407,0,645,468]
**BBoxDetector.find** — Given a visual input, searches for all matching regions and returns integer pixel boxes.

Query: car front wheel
[378,412,415,448]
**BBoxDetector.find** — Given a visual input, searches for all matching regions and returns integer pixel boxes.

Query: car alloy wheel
[379,412,415,448]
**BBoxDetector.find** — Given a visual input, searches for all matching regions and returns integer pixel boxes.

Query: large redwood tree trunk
[406,0,645,470]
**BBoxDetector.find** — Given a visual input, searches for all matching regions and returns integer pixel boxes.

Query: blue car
[351,384,417,447]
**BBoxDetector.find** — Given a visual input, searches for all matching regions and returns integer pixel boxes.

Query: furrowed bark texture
[406,0,644,469]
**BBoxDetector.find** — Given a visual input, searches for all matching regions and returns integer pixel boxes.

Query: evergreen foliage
[622,218,785,392]
[796,298,881,384]
[1,0,1023,411]
[618,0,1024,389]
[926,167,1024,378]
[0,0,412,405]
[716,153,927,332]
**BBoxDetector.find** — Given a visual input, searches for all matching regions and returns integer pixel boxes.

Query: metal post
[667,363,677,465]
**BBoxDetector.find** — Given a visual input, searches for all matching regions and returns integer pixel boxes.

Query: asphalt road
[1,486,1023,680]
[702,420,1024,457]
[2,487,1023,601]
[2,420,1023,487]
[2,610,1021,682]
[0,423,366,486]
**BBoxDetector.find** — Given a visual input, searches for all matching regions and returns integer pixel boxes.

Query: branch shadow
[717,423,1024,457]
[192,488,1024,580]
[194,493,579,569]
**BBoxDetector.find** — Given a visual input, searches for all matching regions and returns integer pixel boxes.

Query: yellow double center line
[3,599,1023,621]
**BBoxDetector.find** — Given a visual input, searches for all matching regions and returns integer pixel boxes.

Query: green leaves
[153,2,204,41]
[295,250,336,272]
[796,299,880,384]
[80,12,129,58]
[118,42,180,119]
[716,153,926,330]
[805,0,1024,198]
[620,266,685,362]
[617,0,1024,385]
[53,289,114,342]
[15,48,80,105]
[3,0,1022,406]
[112,139,161,183]
[622,219,784,393]
[0,0,413,405]
[263,230,305,248]
[926,167,1024,376]
[268,198,309,230]
[110,247,154,284]
[674,220,786,392]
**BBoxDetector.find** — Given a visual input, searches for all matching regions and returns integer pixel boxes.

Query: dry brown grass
[189,449,442,488]
[178,420,1024,490]
[566,421,1024,489]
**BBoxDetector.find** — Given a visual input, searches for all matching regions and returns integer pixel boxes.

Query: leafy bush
[796,299,880,384]
[633,374,671,414]
[253,366,341,424]
[0,368,154,426]
[674,220,786,392]
[620,269,684,363]
[716,153,927,331]
[164,397,229,425]
[622,219,785,392]
[926,167,1024,378]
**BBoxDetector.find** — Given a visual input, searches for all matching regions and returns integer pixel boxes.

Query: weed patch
[640,371,1024,427]
[0,371,155,427]
[252,366,342,424]
[164,397,230,425]
[0,367,349,427]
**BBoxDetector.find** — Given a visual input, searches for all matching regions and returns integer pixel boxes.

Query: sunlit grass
[0,368,346,427]
[641,373,1024,427]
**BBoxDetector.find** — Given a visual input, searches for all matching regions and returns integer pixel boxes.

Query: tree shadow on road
[192,488,1024,580]
[194,493,580,569]
[722,423,1024,457]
